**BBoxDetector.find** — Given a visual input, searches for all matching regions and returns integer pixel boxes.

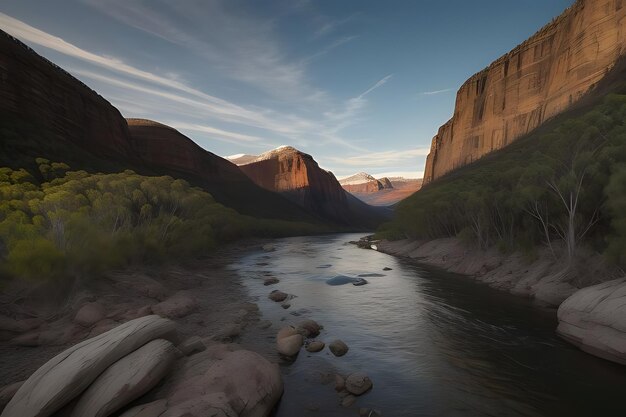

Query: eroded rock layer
[424,0,626,183]
[238,147,387,228]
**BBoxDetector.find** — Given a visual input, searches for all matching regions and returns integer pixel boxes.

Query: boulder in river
[329,339,349,357]
[268,290,288,302]
[70,339,179,417]
[345,372,373,396]
[305,341,325,352]
[557,278,626,365]
[352,278,368,286]
[334,374,345,392]
[276,326,303,356]
[383,267,392,271]
[296,319,321,338]
[1,315,177,417]
[263,277,280,286]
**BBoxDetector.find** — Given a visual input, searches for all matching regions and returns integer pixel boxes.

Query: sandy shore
[0,240,277,388]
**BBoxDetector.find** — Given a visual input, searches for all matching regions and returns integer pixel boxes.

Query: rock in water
[277,334,303,357]
[334,374,345,392]
[70,339,178,417]
[263,277,280,286]
[268,290,288,302]
[329,340,349,357]
[352,278,368,286]
[345,373,373,395]
[296,319,321,337]
[557,278,626,365]
[1,315,177,417]
[305,341,325,352]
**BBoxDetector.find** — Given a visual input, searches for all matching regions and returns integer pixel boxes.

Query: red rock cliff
[424,0,626,184]
[0,31,133,161]
[237,147,386,228]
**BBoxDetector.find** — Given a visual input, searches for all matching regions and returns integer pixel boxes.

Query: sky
[0,0,572,179]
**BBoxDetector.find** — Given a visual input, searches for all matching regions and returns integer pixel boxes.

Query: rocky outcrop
[234,147,387,228]
[1,315,177,417]
[379,177,393,189]
[69,339,179,417]
[161,344,283,417]
[557,278,626,365]
[339,173,385,194]
[424,0,626,184]
[2,317,283,417]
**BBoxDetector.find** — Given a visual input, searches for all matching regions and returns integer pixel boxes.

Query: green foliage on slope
[378,94,626,267]
[0,160,320,282]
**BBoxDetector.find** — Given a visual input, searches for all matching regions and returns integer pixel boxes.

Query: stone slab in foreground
[1,315,177,417]
[557,278,626,365]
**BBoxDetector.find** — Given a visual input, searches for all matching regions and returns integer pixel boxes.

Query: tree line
[0,160,319,283]
[378,94,626,269]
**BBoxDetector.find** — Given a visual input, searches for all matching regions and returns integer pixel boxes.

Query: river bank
[0,239,287,414]
[372,237,626,366]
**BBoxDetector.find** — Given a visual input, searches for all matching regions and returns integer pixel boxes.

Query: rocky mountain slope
[424,0,626,184]
[0,29,322,224]
[339,173,422,206]
[229,147,388,228]
[339,172,389,194]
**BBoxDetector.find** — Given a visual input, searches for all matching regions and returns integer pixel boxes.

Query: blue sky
[0,0,571,178]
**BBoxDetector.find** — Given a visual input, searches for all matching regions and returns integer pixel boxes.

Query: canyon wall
[239,147,348,209]
[238,147,387,228]
[0,31,134,162]
[424,0,626,183]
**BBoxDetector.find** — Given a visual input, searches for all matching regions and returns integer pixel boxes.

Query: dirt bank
[374,237,619,307]
[0,240,275,387]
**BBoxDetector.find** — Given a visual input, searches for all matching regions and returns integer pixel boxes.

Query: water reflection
[230,234,626,417]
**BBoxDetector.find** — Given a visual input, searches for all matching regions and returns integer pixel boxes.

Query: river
[229,233,626,417]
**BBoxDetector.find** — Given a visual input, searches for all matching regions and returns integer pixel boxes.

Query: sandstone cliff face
[424,0,626,183]
[0,31,134,162]
[239,146,347,208]
[237,147,386,228]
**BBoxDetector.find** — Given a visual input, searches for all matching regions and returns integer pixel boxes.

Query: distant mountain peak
[339,172,377,186]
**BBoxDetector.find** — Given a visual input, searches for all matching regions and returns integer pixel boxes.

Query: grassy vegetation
[0,160,321,284]
[378,94,626,268]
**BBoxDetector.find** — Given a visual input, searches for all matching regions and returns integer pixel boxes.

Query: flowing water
[230,233,626,417]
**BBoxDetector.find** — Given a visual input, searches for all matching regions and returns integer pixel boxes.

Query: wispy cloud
[79,0,326,102]
[1,10,395,158]
[301,35,358,64]
[330,148,430,167]
[357,74,393,100]
[167,122,265,144]
[420,88,453,96]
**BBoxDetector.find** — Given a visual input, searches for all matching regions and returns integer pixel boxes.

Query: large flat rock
[70,339,179,417]
[163,344,283,417]
[1,315,177,417]
[557,278,626,365]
